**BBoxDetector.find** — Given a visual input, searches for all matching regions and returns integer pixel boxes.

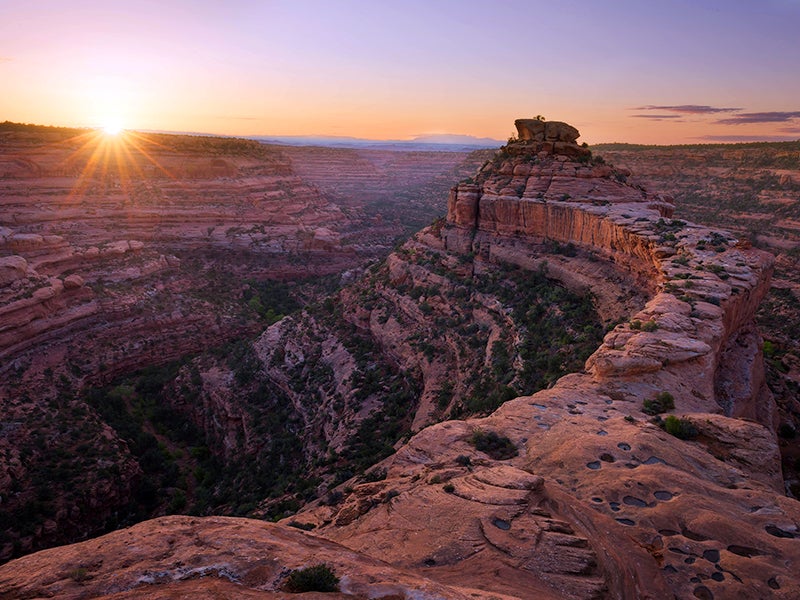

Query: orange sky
[2,1,799,144]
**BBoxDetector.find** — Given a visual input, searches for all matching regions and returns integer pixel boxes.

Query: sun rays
[53,128,178,201]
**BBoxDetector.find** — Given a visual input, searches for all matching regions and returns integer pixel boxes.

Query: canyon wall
[292,123,798,599]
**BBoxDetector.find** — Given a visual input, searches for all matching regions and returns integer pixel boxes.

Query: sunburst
[37,127,180,201]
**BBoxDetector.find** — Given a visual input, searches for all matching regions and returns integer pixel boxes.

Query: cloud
[631,114,684,121]
[697,135,800,142]
[0,56,12,63]
[634,105,741,114]
[780,126,800,134]
[716,111,800,125]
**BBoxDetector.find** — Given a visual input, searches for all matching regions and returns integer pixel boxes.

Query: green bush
[469,429,518,460]
[663,416,698,440]
[643,392,675,415]
[284,564,340,593]
[642,320,659,332]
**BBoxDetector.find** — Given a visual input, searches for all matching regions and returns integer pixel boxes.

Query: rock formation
[1,120,798,599]
[290,122,799,599]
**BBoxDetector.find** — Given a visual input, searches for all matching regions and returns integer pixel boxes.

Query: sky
[1,0,799,144]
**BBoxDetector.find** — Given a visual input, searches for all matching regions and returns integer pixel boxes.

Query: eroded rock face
[515,118,580,143]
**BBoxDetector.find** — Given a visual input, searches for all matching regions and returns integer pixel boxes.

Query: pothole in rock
[711,572,724,582]
[765,524,796,538]
[654,490,674,501]
[682,529,710,542]
[616,518,635,526]
[768,576,781,589]
[599,453,615,463]
[643,456,666,465]
[702,549,720,563]
[586,461,601,470]
[693,584,713,599]
[727,544,764,558]
[492,518,511,531]
[609,501,620,512]
[591,497,603,503]
[617,442,631,451]
[659,529,680,536]
[597,430,608,436]
[623,495,647,507]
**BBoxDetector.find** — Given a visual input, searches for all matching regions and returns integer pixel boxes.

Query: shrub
[455,454,472,467]
[643,392,675,415]
[663,416,698,440]
[443,483,455,494]
[284,564,340,593]
[630,319,642,330]
[362,467,387,482]
[469,429,518,460]
[642,320,659,332]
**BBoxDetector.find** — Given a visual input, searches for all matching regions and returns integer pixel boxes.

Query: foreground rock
[0,515,510,599]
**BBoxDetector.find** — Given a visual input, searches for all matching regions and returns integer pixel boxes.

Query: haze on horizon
[1,0,799,145]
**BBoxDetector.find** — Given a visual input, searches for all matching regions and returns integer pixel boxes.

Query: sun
[102,123,123,136]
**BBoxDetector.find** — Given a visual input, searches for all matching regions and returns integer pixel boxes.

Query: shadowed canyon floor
[1,121,799,599]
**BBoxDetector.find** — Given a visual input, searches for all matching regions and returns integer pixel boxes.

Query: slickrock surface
[0,515,510,600]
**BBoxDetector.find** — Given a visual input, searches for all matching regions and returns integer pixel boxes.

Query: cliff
[292,122,799,599]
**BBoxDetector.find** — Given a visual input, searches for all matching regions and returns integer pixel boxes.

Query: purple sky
[1,0,799,143]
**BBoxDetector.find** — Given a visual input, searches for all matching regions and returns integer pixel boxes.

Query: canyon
[1,120,799,599]
[0,123,482,560]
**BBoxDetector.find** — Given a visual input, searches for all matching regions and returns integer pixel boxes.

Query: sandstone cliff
[291,122,799,599]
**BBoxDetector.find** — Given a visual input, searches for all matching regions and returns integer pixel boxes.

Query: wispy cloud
[631,114,684,121]
[697,134,800,142]
[716,111,800,125]
[780,126,800,134]
[0,56,12,63]
[634,105,741,114]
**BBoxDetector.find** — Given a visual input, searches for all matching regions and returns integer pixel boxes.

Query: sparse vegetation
[662,415,698,440]
[283,564,340,593]
[643,392,675,415]
[469,429,518,460]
